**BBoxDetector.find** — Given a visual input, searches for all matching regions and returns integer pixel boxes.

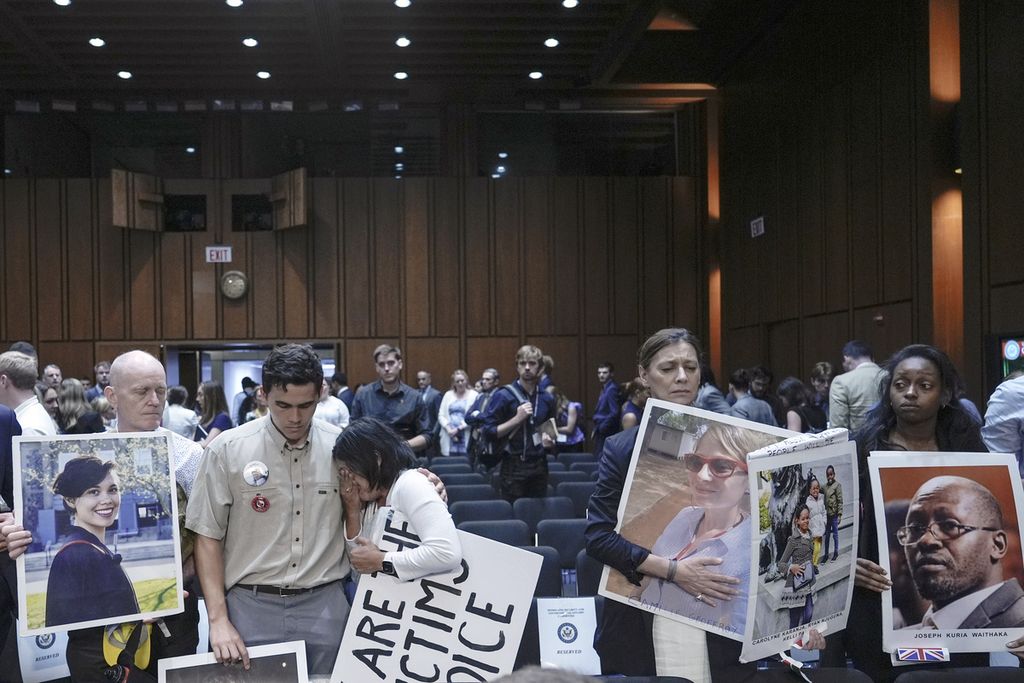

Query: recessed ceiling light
[185,146,197,154]
[394,71,408,80]
[53,0,71,6]
[89,37,106,48]
[242,37,259,47]
[395,175,402,179]
[394,146,404,154]
[226,0,243,7]
[117,70,133,79]
[395,0,411,7]
[491,173,501,179]
[496,165,506,173]
[529,71,543,80]
[257,70,271,79]
[395,36,411,48]
[498,152,508,159]
[544,37,559,48]
[3,169,12,175]
[562,0,579,7]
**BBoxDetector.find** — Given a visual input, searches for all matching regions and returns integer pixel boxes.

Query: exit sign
[205,246,233,263]
[750,216,765,238]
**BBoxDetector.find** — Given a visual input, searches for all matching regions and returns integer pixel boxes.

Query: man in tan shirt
[828,340,886,433]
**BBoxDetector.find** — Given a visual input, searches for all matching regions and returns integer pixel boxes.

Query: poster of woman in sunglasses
[746,439,858,660]
[868,452,1024,654]
[599,399,792,641]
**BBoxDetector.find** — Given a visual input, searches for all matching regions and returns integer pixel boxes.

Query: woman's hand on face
[672,556,741,608]
[854,558,891,593]
[350,536,386,574]
[338,468,361,509]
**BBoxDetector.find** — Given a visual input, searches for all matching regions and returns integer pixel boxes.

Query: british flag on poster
[896,647,950,662]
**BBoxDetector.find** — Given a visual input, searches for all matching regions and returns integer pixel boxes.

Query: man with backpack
[465,368,499,468]
[482,346,557,502]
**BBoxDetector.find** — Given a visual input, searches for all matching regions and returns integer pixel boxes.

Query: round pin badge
[251,494,270,513]
[242,460,270,487]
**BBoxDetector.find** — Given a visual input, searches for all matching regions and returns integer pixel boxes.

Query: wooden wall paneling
[345,338,393,390]
[584,335,641,415]
[180,180,217,340]
[551,177,580,336]
[612,178,640,335]
[35,180,64,341]
[127,228,159,340]
[465,337,520,383]
[342,179,371,338]
[249,230,278,339]
[528,335,582,409]
[822,86,851,314]
[372,179,402,338]
[774,127,801,324]
[797,111,826,317]
[37,341,96,380]
[492,180,522,337]
[990,283,1024,337]
[758,131,785,325]
[404,337,460,390]
[310,178,341,339]
[280,226,310,339]
[853,302,913,363]
[848,68,882,308]
[66,179,96,340]
[582,178,611,335]
[220,179,259,340]
[800,312,848,374]
[767,319,801,386]
[523,177,553,336]
[432,178,462,337]
[0,180,5,342]
[463,178,491,336]
[159,232,190,339]
[3,180,32,341]
[670,177,700,329]
[96,184,126,341]
[403,178,431,338]
[723,324,763,377]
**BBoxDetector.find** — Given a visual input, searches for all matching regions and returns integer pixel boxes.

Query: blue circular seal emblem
[557,622,578,644]
[1005,340,1021,362]
[36,633,56,649]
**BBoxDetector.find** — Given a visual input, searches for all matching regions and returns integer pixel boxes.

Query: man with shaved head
[899,475,1024,629]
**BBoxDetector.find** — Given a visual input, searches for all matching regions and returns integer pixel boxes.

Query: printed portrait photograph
[14,432,184,636]
[750,449,856,641]
[600,399,790,640]
[873,456,1024,638]
[159,641,307,683]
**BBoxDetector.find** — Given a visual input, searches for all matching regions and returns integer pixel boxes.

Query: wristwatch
[380,560,398,577]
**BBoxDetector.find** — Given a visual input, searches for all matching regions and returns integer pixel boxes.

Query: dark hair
[826,464,835,476]
[729,368,751,391]
[241,376,257,389]
[699,359,717,389]
[842,340,873,360]
[793,503,810,526]
[332,418,417,501]
[855,344,983,459]
[167,385,188,406]
[811,361,833,382]
[598,362,614,373]
[198,380,230,427]
[637,328,703,370]
[777,376,812,409]
[57,378,90,431]
[262,344,324,393]
[332,371,348,386]
[53,456,117,513]
[9,341,37,358]
[751,365,773,384]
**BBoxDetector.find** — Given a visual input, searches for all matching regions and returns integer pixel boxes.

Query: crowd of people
[0,331,1023,682]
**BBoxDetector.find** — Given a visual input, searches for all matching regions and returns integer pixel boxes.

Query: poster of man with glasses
[869,452,1024,653]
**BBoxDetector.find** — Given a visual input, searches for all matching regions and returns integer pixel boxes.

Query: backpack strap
[502,382,530,405]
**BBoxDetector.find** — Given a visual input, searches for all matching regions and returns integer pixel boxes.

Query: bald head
[106,350,168,432]
[911,476,1003,529]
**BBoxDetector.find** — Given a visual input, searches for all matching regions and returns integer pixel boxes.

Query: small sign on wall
[750,216,765,238]
[205,246,232,263]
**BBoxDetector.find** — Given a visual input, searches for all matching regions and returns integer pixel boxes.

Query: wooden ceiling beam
[588,0,662,85]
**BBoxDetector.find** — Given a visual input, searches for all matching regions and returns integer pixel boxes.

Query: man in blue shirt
[351,344,432,453]
[483,346,556,501]
[592,362,621,456]
[983,374,1024,476]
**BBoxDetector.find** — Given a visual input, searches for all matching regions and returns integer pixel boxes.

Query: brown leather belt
[235,581,335,597]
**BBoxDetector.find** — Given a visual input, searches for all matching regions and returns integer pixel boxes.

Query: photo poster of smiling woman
[741,437,859,662]
[13,432,184,637]
[869,452,1024,654]
[601,399,794,641]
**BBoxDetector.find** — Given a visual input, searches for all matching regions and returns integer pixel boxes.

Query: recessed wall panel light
[242,37,259,47]
[529,71,543,80]
[395,36,411,47]
[185,146,197,154]
[53,0,71,6]
[491,173,501,179]
[544,37,559,48]
[257,70,271,79]
[89,37,106,47]
[117,70,132,79]
[562,0,579,7]
[395,0,411,7]
[394,146,404,154]
[496,165,506,173]
[498,152,509,159]
[226,0,243,7]
[394,71,408,80]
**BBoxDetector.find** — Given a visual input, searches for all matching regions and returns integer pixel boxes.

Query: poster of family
[599,399,859,662]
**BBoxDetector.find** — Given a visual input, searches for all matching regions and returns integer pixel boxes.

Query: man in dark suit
[331,371,355,412]
[0,405,22,679]
[901,475,1024,629]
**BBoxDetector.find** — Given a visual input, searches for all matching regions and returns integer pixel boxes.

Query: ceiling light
[395,175,402,179]
[3,169,11,175]
[53,0,71,5]
[117,70,133,79]
[496,165,506,173]
[491,173,501,179]
[498,152,508,159]
[562,0,579,7]
[394,145,404,154]
[242,37,259,47]
[257,70,271,79]
[89,37,106,48]
[395,163,404,170]
[529,71,543,80]
[395,36,411,48]
[395,0,411,7]
[185,146,197,154]
[226,0,243,6]
[544,37,559,48]
[394,71,408,80]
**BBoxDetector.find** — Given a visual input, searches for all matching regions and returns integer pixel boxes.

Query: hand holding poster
[13,432,184,637]
[330,507,541,682]
[869,452,1024,654]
